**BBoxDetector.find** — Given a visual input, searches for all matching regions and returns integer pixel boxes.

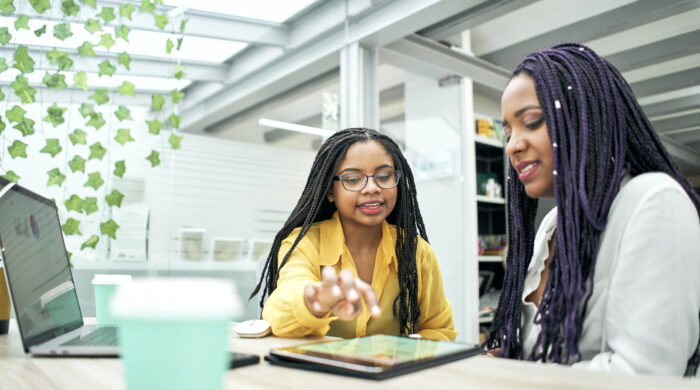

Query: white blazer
[521,172,700,376]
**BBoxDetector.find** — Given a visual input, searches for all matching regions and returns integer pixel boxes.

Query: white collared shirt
[521,172,700,376]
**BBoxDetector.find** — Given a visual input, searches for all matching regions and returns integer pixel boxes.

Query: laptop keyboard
[61,327,119,347]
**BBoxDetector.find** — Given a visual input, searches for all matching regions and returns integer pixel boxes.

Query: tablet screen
[272,335,479,369]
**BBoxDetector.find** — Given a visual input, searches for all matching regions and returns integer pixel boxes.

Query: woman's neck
[340,219,383,254]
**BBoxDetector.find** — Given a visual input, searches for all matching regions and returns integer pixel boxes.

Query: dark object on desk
[0,319,8,335]
[267,335,483,380]
[230,352,260,369]
[1,271,10,335]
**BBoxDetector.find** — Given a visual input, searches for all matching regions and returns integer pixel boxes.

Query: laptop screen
[0,180,83,348]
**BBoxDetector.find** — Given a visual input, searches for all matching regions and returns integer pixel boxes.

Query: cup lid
[110,277,242,320]
[92,274,132,285]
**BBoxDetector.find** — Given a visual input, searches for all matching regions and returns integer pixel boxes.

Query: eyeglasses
[333,169,402,192]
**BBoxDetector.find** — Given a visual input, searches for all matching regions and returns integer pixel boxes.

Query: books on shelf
[475,118,505,143]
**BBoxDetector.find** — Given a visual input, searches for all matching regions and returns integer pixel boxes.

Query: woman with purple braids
[486,42,700,377]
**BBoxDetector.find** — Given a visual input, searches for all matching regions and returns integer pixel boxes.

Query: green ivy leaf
[14,15,30,30]
[43,104,67,127]
[84,171,104,190]
[47,48,73,71]
[65,195,84,212]
[11,75,36,104]
[119,3,135,20]
[98,33,115,50]
[98,60,116,77]
[117,51,131,70]
[0,27,11,45]
[46,168,66,187]
[117,80,135,96]
[170,88,185,103]
[14,117,35,136]
[146,150,160,167]
[80,0,96,9]
[8,140,27,158]
[169,132,183,150]
[78,41,96,57]
[174,63,186,80]
[146,118,162,135]
[1,170,20,183]
[179,18,188,34]
[13,46,34,74]
[114,160,126,178]
[0,58,7,73]
[82,196,98,215]
[167,113,181,129]
[100,219,120,239]
[80,235,99,250]
[61,217,81,235]
[89,88,109,105]
[165,38,174,54]
[84,18,102,34]
[29,0,50,14]
[97,7,116,24]
[79,103,94,118]
[105,189,125,207]
[69,129,87,145]
[153,13,168,30]
[89,141,106,160]
[6,105,26,123]
[140,0,154,14]
[34,25,47,37]
[0,114,4,132]
[1,0,16,16]
[61,0,80,17]
[42,72,67,90]
[115,25,130,42]
[41,138,63,156]
[53,23,73,40]
[151,94,165,110]
[68,155,86,172]
[73,71,88,91]
[114,128,134,145]
[176,37,183,51]
[114,106,132,121]
[86,112,105,130]
[0,87,4,102]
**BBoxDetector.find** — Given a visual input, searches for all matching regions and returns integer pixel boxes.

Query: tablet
[267,334,483,380]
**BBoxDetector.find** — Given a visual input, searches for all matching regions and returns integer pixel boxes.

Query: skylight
[163,0,318,23]
[0,16,247,64]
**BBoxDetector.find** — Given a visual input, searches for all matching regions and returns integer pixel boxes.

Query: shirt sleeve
[262,239,336,338]
[572,184,700,375]
[416,242,458,341]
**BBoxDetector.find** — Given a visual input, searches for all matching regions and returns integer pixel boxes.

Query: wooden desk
[0,320,696,390]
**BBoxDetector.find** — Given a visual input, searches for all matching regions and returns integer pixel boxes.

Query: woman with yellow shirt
[251,128,456,340]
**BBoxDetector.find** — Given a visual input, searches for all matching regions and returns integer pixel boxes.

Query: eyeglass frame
[332,169,403,192]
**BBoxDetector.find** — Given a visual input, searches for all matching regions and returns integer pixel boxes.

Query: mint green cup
[92,274,132,325]
[111,278,241,390]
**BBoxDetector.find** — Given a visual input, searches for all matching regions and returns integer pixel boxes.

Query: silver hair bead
[579,47,585,51]
[567,85,572,90]
[611,157,615,163]
[555,100,561,109]
[552,142,558,148]
[553,170,558,176]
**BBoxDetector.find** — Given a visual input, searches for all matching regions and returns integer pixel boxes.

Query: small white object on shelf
[180,228,205,262]
[249,240,273,263]
[211,238,244,262]
[476,195,505,204]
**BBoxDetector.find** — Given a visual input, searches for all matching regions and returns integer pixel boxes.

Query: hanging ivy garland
[0,0,186,260]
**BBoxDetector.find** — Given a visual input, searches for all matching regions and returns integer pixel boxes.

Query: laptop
[266,334,483,380]
[0,178,119,356]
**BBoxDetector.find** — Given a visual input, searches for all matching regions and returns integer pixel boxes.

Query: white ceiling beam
[179,0,495,133]
[6,0,289,46]
[659,135,700,171]
[470,0,637,56]
[384,35,511,93]
[1,88,151,106]
[0,45,227,82]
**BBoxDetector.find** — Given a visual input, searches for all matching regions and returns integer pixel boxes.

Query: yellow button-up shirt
[262,212,456,341]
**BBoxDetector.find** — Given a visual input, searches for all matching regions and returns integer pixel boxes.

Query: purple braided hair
[486,43,700,376]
